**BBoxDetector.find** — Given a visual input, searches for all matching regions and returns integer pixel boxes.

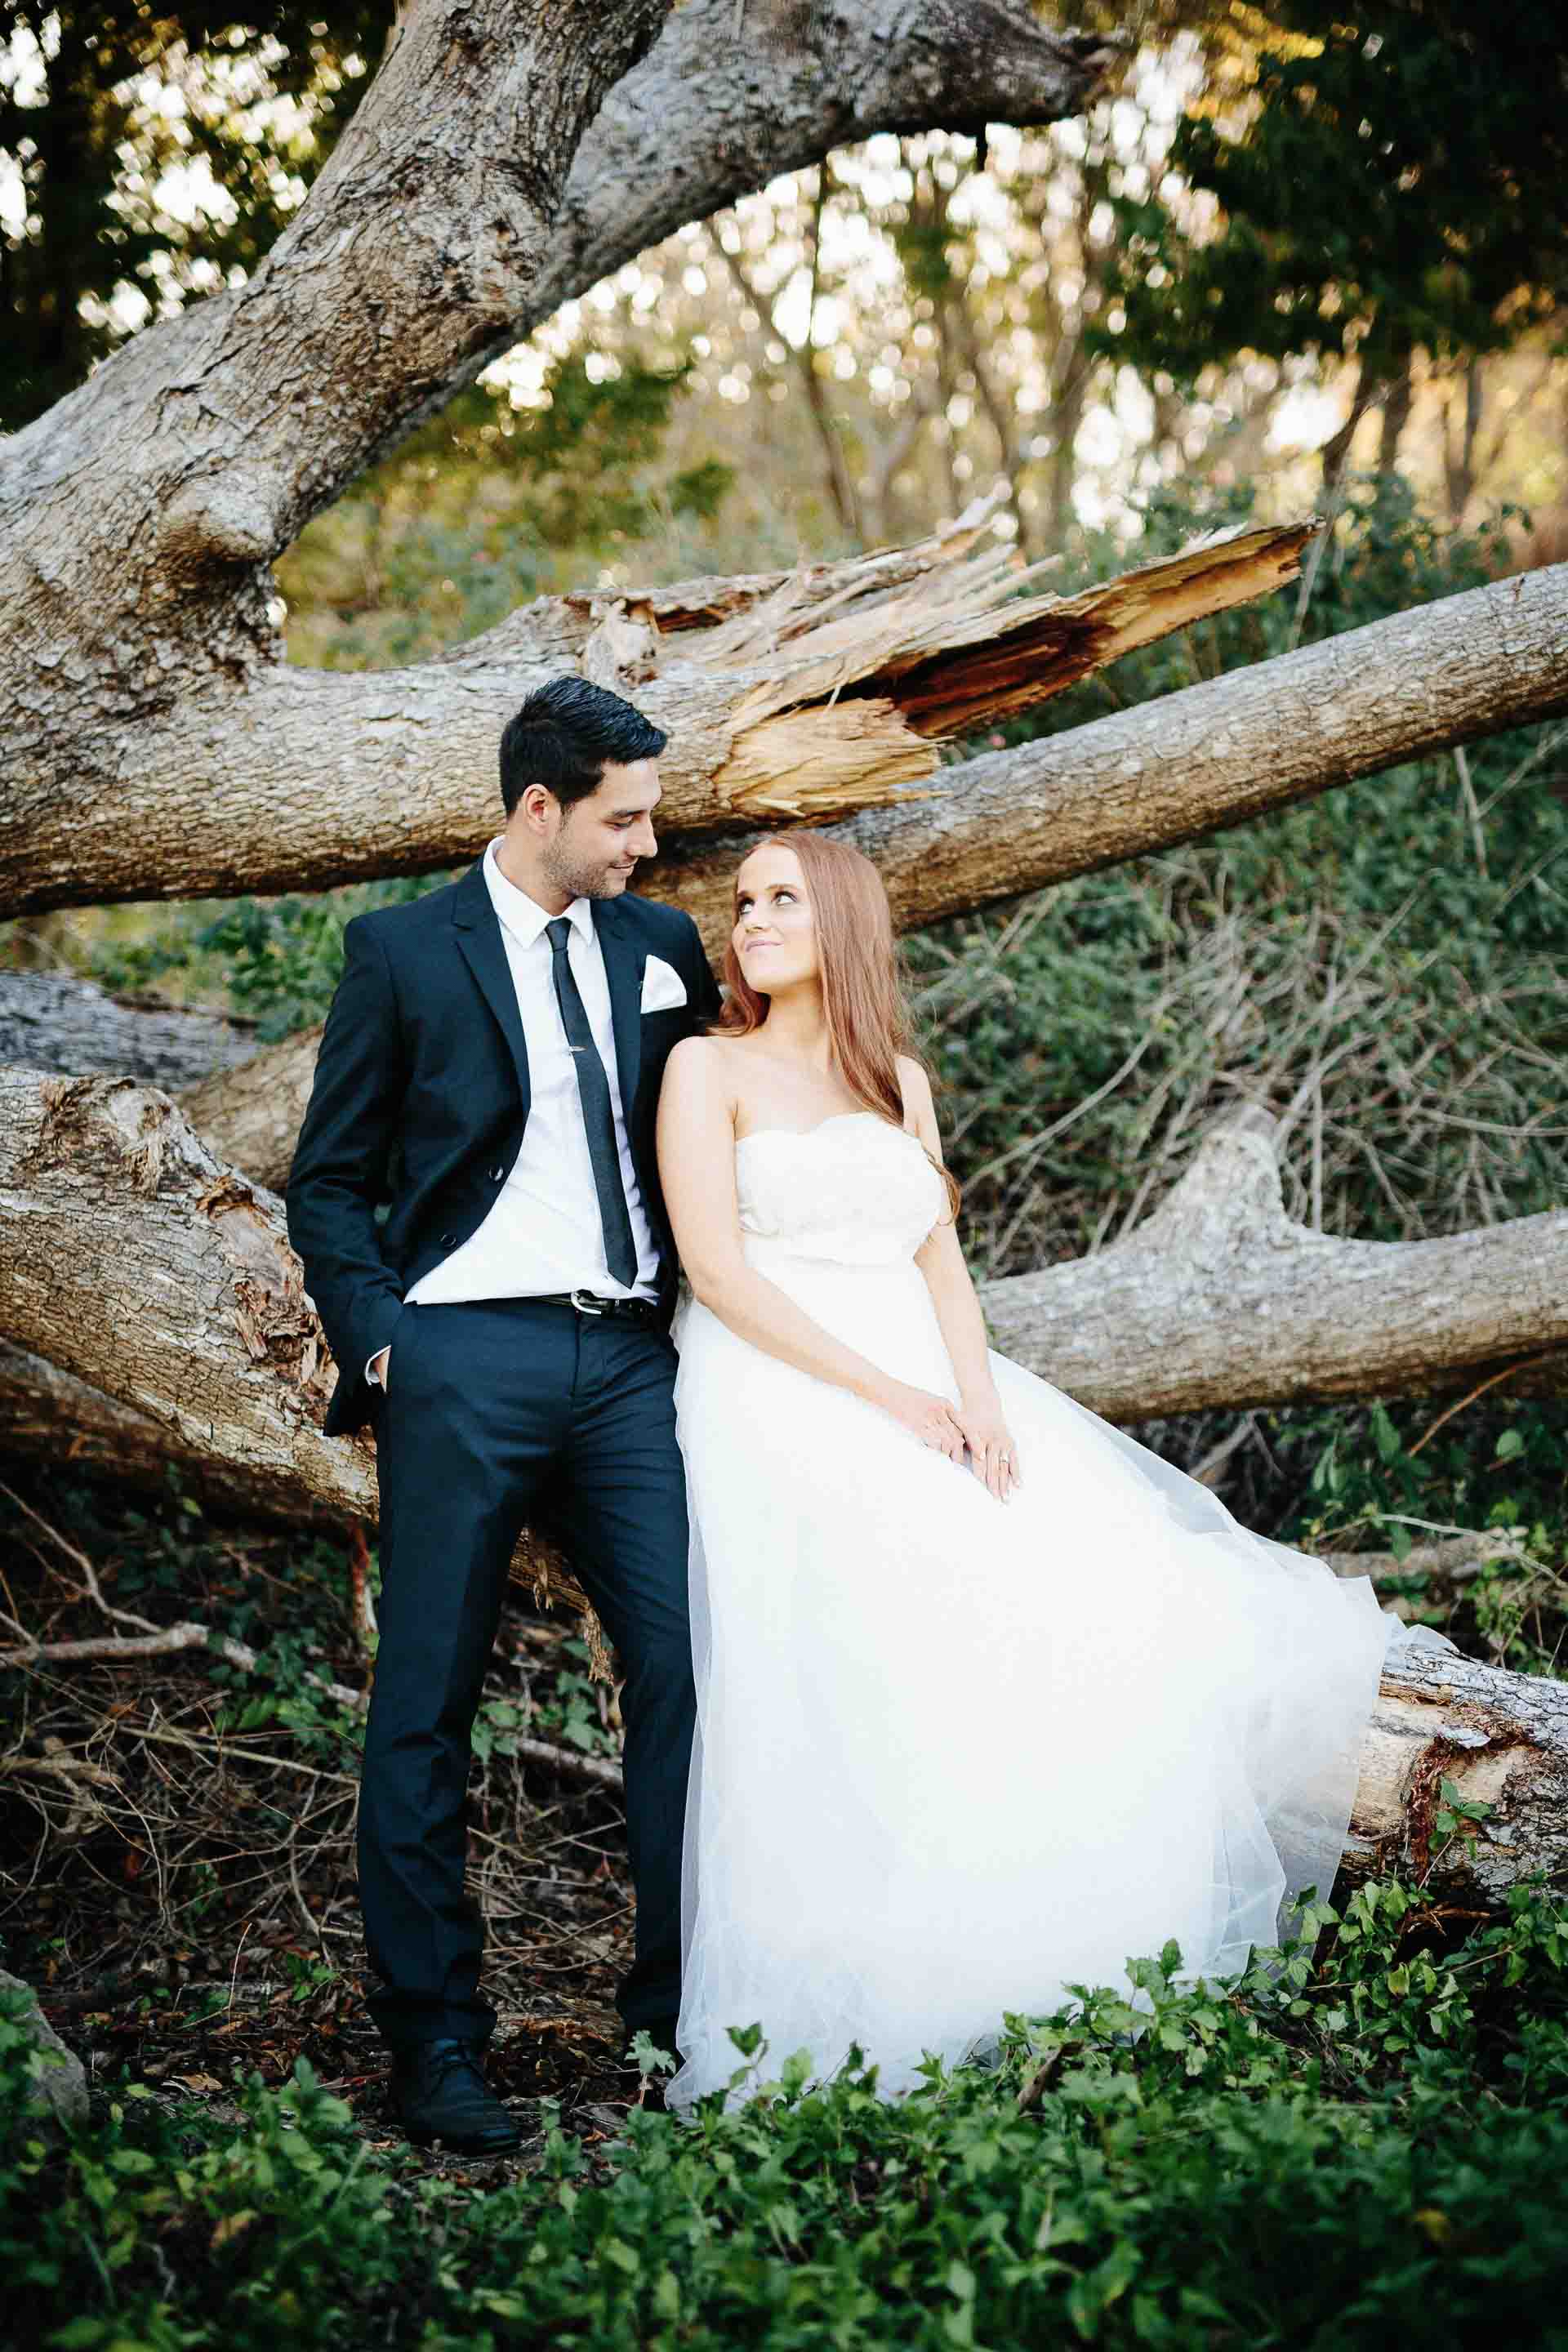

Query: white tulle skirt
[666,1244,1403,2114]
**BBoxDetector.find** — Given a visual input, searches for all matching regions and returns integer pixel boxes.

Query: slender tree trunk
[1376,354,1415,481]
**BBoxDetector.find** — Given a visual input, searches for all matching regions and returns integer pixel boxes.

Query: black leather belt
[532,1289,662,1325]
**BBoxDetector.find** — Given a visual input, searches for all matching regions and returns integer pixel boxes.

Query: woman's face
[733,844,818,994]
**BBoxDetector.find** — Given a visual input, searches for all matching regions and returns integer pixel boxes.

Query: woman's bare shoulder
[895,1054,935,1125]
[665,1031,745,1098]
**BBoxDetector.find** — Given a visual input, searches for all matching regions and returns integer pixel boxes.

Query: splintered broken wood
[2,508,1318,914]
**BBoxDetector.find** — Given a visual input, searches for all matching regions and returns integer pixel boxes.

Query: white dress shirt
[368,840,658,1381]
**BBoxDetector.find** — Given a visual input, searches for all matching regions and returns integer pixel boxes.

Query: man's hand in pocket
[371,1345,390,1392]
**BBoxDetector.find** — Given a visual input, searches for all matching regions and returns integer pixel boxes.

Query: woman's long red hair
[714,831,960,1217]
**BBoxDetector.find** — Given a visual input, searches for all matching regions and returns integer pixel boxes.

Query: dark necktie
[545,917,639,1289]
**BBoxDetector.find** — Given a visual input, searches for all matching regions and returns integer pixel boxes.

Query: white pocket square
[639,955,688,1013]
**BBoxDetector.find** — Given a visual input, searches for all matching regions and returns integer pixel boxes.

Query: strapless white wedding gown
[666,1113,1407,2114]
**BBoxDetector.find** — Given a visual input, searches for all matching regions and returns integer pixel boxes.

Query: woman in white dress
[654,831,1407,2114]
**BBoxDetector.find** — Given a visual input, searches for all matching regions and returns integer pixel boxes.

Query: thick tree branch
[168,557,1568,1195]
[2,517,1312,915]
[979,1109,1568,1417]
[3,1076,1561,1550]
[644,560,1568,942]
[0,973,256,1094]
[0,1,1114,915]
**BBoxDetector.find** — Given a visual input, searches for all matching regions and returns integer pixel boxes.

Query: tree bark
[0,973,256,1094]
[0,1339,350,1532]
[0,1,1113,920]
[978,1109,1568,1417]
[643,558,1568,947]
[2,514,1308,917]
[46,548,1566,1196]
[1340,1639,1568,1906]
[3,1076,1562,1558]
[0,1073,595,1645]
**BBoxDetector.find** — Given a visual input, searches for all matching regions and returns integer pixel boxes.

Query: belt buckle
[570,1288,608,1316]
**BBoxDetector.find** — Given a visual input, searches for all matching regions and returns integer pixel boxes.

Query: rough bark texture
[4,1076,1562,1552]
[980,1110,1568,1416]
[644,559,1568,943]
[2,516,1307,915]
[0,1,1113,920]
[169,554,1568,1196]
[180,1031,318,1195]
[0,1338,350,1531]
[7,1067,1568,1904]
[1342,1642,1568,1905]
[0,973,256,1094]
[0,1071,588,1623]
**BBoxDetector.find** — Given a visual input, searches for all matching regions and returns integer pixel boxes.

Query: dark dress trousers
[286,861,720,2047]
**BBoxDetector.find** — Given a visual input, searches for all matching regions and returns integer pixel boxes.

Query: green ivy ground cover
[6,1877,1567,2352]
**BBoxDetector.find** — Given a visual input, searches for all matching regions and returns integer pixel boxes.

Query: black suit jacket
[286,862,721,1437]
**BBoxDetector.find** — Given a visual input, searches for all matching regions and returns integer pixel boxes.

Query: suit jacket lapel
[595,899,646,1121]
[452,862,532,1120]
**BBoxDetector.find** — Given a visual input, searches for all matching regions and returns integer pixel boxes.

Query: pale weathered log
[0,1339,346,1530]
[3,515,1312,915]
[0,973,256,1093]
[4,1072,1564,1540]
[1341,1641,1568,1905]
[177,555,1568,1196]
[980,1108,1568,1415]
[180,1031,317,1196]
[0,1071,589,1624]
[6,1071,1568,1909]
[0,1,1114,921]
[644,559,1568,943]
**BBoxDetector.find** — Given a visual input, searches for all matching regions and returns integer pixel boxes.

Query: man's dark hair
[499,676,666,818]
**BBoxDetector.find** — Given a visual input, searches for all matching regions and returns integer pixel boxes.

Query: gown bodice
[734,1113,947,1267]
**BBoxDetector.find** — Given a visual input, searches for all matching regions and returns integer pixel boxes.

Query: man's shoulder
[347,871,471,951]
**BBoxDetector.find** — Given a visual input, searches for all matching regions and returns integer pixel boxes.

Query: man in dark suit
[287,676,720,2152]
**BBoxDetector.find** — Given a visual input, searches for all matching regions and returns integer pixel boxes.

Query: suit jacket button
[488,1164,505,1183]
[439,1229,458,1249]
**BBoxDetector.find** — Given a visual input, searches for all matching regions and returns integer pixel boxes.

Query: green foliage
[913,476,1567,1275]
[1258,1392,1568,1677]
[1,3,386,430]
[5,1884,1568,2349]
[1095,1,1568,390]
[281,360,736,670]
[88,874,444,1042]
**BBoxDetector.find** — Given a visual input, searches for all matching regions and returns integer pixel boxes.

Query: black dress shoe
[388,2036,525,2154]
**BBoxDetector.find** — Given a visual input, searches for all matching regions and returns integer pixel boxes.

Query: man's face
[539,759,662,900]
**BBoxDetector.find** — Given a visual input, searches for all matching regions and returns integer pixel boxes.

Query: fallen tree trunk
[1,0,1116,920]
[980,1108,1568,1415]
[1342,1641,1568,1906]
[172,554,1568,1196]
[6,1071,1567,1914]
[3,518,1311,915]
[643,557,1568,943]
[0,1071,579,1623]
[3,1074,1562,1539]
[0,973,256,1094]
[0,1339,348,1532]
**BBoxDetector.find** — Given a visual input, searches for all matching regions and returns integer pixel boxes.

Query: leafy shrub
[4,1877,1566,2350]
